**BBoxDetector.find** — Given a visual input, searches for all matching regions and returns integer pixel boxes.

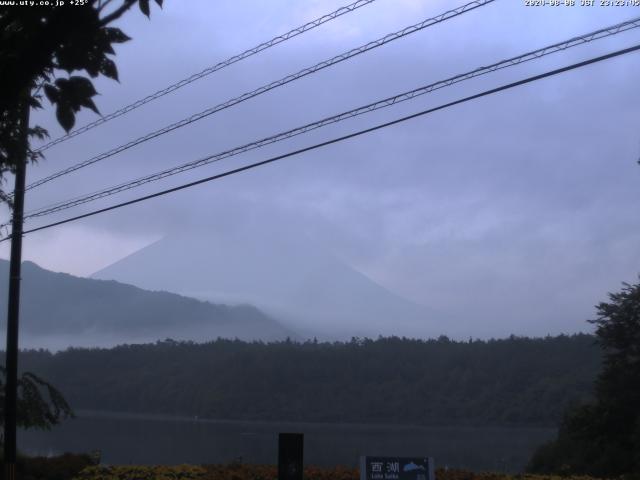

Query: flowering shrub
[202,464,360,480]
[436,472,598,480]
[73,464,607,480]
[73,465,206,480]
[201,466,604,480]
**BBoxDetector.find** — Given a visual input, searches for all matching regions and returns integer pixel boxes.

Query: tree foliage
[0,0,162,203]
[0,366,73,432]
[18,334,600,426]
[528,280,640,477]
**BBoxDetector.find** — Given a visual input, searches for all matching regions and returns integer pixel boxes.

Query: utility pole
[3,94,30,480]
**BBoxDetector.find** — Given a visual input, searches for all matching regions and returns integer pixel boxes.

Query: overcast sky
[2,0,639,338]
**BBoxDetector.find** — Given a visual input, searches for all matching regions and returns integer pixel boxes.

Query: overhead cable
[24,16,640,219]
[24,0,495,193]
[34,0,380,153]
[9,42,639,240]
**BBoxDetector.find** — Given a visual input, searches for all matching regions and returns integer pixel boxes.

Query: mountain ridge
[0,259,296,349]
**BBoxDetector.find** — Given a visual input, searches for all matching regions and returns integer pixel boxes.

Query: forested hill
[0,260,295,346]
[18,335,600,426]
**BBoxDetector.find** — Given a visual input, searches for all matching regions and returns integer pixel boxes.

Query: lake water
[18,411,555,472]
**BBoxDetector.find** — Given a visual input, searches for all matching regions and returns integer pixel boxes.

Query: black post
[278,433,303,480]
[3,97,30,479]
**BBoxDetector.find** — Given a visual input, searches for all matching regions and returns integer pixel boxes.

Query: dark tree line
[528,280,640,477]
[16,334,600,427]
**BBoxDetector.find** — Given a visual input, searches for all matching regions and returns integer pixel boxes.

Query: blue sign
[360,457,434,480]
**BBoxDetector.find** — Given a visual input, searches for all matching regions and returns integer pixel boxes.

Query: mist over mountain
[92,222,445,340]
[0,260,295,350]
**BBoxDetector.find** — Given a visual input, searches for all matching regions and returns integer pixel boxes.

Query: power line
[33,0,379,154]
[23,0,495,193]
[9,42,639,241]
[23,16,640,220]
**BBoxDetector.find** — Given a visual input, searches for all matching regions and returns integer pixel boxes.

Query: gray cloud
[2,0,639,338]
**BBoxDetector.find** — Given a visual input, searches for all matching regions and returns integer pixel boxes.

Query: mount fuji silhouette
[93,222,441,340]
